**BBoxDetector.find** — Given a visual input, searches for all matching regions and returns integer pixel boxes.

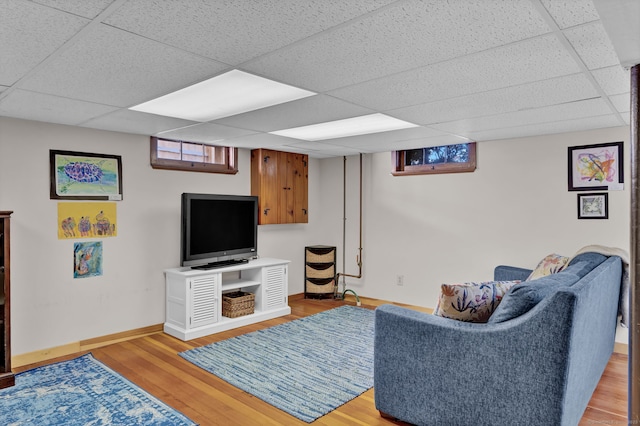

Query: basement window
[391,142,476,176]
[150,137,238,174]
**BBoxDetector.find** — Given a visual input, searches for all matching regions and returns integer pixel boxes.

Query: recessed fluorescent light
[130,69,316,122]
[270,113,419,141]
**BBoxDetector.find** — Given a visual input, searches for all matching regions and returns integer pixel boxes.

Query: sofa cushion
[526,253,570,281]
[434,280,520,323]
[567,252,607,278]
[488,261,589,323]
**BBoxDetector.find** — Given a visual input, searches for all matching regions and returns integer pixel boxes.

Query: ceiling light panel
[130,70,316,122]
[270,114,419,141]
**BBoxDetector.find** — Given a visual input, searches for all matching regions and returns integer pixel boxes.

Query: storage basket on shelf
[222,291,255,318]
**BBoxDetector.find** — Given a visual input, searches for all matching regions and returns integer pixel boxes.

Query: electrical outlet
[396,275,404,286]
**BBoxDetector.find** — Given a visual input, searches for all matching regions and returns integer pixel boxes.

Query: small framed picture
[577,192,608,219]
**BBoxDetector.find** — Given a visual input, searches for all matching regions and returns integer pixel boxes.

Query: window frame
[150,137,238,174]
[391,142,476,176]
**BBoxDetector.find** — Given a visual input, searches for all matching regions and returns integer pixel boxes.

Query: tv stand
[191,258,249,270]
[164,258,291,340]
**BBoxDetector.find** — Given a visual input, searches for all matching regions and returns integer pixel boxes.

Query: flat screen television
[181,193,258,269]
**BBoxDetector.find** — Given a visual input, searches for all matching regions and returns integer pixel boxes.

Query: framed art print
[568,142,623,191]
[577,192,608,219]
[50,150,123,200]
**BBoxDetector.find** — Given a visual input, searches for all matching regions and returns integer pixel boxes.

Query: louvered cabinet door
[188,275,219,328]
[263,265,287,310]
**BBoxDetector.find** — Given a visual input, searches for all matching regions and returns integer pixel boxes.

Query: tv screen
[181,193,258,268]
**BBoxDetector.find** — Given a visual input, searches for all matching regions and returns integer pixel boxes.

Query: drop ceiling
[1,0,638,158]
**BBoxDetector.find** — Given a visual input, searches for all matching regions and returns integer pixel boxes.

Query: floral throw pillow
[526,253,570,281]
[433,280,520,323]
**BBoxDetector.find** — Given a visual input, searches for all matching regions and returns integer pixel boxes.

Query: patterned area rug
[179,305,375,423]
[0,353,196,426]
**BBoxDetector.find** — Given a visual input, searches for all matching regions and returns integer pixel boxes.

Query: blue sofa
[374,253,623,426]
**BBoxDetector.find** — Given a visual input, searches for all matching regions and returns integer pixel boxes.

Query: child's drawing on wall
[57,202,117,239]
[74,241,103,279]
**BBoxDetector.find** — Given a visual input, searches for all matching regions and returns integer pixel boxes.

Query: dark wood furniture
[0,211,14,389]
[304,246,336,299]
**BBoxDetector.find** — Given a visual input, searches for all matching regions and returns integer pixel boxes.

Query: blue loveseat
[374,253,623,426]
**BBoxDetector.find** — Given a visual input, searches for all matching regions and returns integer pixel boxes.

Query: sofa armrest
[494,264,531,281]
[374,297,575,426]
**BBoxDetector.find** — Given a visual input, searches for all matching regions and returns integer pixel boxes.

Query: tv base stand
[191,258,250,270]
[164,258,290,341]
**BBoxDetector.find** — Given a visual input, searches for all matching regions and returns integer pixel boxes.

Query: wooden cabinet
[164,258,291,341]
[305,246,336,299]
[0,211,14,389]
[251,149,308,225]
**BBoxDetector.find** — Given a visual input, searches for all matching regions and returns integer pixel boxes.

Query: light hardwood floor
[15,295,628,425]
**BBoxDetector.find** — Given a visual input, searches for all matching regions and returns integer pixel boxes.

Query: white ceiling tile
[564,22,620,69]
[390,73,599,125]
[311,126,448,148]
[0,1,633,158]
[0,1,89,85]
[104,0,396,65]
[156,123,257,144]
[213,94,374,132]
[0,89,117,126]
[31,0,114,19]
[283,142,362,157]
[222,133,303,150]
[432,98,612,134]
[540,0,600,29]
[609,93,630,112]
[81,109,198,136]
[330,133,471,154]
[18,24,228,107]
[594,0,640,68]
[591,65,630,95]
[245,0,550,92]
[328,35,582,111]
[464,114,623,141]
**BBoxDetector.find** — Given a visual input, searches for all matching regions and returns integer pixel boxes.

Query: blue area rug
[179,305,375,423]
[0,353,196,426]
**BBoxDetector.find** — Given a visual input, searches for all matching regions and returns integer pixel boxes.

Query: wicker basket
[305,279,336,294]
[306,250,334,263]
[305,264,335,279]
[222,291,255,318]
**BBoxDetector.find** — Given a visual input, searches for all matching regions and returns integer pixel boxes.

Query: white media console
[164,258,291,341]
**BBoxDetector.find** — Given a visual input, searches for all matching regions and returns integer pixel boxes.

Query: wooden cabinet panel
[251,149,308,225]
[251,149,280,224]
[291,153,308,223]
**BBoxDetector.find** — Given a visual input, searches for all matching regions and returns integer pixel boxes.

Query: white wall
[0,117,630,354]
[0,117,321,355]
[318,126,630,342]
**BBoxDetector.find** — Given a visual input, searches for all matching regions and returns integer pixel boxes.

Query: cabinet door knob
[264,208,270,215]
